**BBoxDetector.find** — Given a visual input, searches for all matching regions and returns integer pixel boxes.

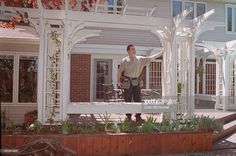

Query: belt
[124,76,139,80]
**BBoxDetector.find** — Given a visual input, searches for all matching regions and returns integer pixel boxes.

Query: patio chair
[102,84,124,102]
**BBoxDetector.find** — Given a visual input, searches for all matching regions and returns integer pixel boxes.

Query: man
[117,44,163,122]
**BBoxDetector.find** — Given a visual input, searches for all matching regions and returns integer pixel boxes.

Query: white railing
[76,0,157,17]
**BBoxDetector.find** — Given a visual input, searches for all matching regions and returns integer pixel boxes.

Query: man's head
[127,44,136,58]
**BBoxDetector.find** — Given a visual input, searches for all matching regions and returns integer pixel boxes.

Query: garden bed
[1,131,212,156]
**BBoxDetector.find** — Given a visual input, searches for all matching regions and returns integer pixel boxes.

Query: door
[94,59,112,101]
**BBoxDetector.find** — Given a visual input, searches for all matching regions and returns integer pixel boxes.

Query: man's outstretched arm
[148,49,164,61]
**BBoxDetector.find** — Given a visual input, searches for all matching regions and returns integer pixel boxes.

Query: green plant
[99,112,114,132]
[197,116,223,133]
[120,119,136,133]
[171,120,184,132]
[71,124,83,134]
[138,116,158,133]
[156,120,172,132]
[83,123,96,134]
[60,120,72,135]
[28,120,43,133]
[177,82,184,94]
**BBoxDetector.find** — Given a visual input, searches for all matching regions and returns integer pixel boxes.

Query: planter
[1,131,212,156]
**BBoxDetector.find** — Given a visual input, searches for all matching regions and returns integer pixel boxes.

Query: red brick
[70,54,91,102]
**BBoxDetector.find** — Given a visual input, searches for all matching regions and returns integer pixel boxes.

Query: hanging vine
[46,31,61,124]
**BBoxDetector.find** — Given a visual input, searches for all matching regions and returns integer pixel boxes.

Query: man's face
[128,46,136,57]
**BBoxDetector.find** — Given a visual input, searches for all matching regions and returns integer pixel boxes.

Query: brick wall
[70,54,91,102]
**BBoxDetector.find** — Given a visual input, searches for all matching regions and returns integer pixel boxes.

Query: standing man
[117,44,164,122]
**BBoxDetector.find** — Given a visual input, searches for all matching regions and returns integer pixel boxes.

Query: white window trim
[225,4,236,34]
[0,51,38,105]
[171,0,207,19]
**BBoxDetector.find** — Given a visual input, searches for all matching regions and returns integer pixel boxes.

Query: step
[213,118,236,143]
[217,113,236,124]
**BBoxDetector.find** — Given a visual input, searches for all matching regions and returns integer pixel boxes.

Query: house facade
[0,0,235,124]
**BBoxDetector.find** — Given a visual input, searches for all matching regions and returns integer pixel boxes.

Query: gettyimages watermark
[142,98,178,113]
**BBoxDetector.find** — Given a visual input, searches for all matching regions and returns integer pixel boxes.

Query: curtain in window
[0,55,14,102]
[18,56,38,102]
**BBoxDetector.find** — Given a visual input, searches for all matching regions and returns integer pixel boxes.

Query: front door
[94,59,112,101]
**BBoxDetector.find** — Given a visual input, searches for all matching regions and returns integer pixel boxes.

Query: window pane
[0,55,14,102]
[227,7,232,31]
[185,2,194,19]
[172,1,182,17]
[197,3,206,17]
[19,56,38,102]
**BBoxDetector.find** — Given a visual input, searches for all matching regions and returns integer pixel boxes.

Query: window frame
[225,4,236,34]
[171,0,207,19]
[0,51,38,105]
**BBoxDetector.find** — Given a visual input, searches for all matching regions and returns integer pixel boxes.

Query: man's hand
[117,82,122,88]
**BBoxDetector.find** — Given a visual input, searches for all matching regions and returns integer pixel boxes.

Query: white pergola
[1,1,222,124]
[196,40,236,111]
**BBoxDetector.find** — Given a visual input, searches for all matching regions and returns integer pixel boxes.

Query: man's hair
[127,44,134,51]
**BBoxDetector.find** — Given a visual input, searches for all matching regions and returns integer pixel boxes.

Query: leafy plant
[171,120,184,132]
[29,120,43,133]
[156,120,172,132]
[99,112,114,132]
[83,123,96,134]
[138,116,158,133]
[177,82,184,94]
[60,120,72,135]
[197,116,223,133]
[120,119,136,133]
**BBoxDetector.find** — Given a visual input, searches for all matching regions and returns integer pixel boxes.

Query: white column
[186,38,195,117]
[146,65,150,89]
[202,58,206,95]
[222,55,229,111]
[61,0,70,120]
[215,56,220,109]
[190,39,195,117]
[113,59,118,88]
[37,18,46,123]
[170,41,177,97]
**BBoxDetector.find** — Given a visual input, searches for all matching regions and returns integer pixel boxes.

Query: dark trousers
[124,83,141,118]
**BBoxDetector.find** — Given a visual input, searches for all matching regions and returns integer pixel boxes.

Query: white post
[37,0,45,123]
[190,39,195,117]
[113,59,118,88]
[61,0,70,120]
[202,58,206,95]
[215,56,220,109]
[170,41,177,98]
[146,65,150,89]
[222,55,229,111]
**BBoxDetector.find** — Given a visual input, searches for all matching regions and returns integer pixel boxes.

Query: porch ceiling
[77,27,162,48]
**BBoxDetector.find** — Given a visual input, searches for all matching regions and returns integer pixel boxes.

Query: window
[185,2,194,19]
[0,55,14,102]
[226,5,236,33]
[149,61,162,90]
[205,62,216,95]
[172,1,182,17]
[19,56,38,102]
[172,0,206,19]
[0,54,38,104]
[197,3,206,17]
